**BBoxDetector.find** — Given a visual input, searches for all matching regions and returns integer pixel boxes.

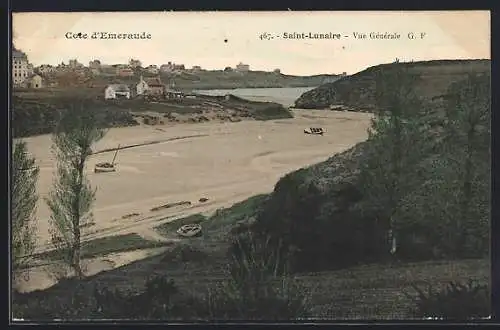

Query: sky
[12,11,490,76]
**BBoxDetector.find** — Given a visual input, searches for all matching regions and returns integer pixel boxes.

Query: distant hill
[158,70,341,90]
[294,59,491,109]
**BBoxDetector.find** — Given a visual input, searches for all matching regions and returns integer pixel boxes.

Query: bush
[209,232,311,320]
[406,279,490,319]
[161,244,209,264]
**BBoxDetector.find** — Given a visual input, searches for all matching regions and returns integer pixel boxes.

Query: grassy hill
[294,60,490,109]
[11,91,292,138]
[160,70,341,90]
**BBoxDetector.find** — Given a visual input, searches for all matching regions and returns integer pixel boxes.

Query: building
[129,59,142,68]
[173,64,185,71]
[104,84,131,99]
[235,62,250,72]
[117,68,135,77]
[89,60,101,69]
[12,48,32,86]
[144,77,165,96]
[160,62,174,72]
[69,59,83,69]
[28,74,43,88]
[145,65,159,74]
[136,76,149,95]
[136,76,165,96]
[36,64,56,75]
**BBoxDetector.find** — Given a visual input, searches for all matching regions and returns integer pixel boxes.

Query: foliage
[45,110,106,278]
[406,279,490,319]
[204,232,311,320]
[13,235,311,321]
[247,69,490,273]
[11,141,39,280]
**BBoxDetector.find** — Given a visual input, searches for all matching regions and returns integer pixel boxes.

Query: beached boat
[177,224,202,238]
[95,145,120,173]
[304,127,324,135]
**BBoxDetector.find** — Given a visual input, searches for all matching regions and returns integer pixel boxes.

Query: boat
[95,145,120,173]
[176,224,202,238]
[304,127,325,135]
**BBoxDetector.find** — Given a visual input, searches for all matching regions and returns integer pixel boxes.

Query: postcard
[11,11,491,321]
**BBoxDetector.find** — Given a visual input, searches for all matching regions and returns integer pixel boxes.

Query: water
[193,87,317,107]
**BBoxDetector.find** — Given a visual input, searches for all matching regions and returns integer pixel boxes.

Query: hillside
[11,91,292,138]
[294,60,490,109]
[160,71,340,90]
[45,70,341,91]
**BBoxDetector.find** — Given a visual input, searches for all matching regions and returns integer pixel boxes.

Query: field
[16,109,373,293]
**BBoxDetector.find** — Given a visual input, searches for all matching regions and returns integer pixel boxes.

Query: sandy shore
[16,109,372,292]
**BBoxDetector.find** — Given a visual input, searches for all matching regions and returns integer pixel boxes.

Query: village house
[36,64,56,75]
[129,59,142,68]
[104,84,131,99]
[235,62,250,72]
[191,65,202,72]
[89,59,101,69]
[117,68,135,77]
[135,76,166,96]
[160,63,173,72]
[12,48,33,86]
[69,59,84,69]
[173,64,185,71]
[145,65,159,74]
[26,74,43,88]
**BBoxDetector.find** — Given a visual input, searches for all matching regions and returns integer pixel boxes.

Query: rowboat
[177,224,202,238]
[95,145,120,173]
[304,127,324,135]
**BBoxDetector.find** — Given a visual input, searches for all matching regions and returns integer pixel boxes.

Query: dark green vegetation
[36,234,172,261]
[12,60,490,320]
[12,94,138,138]
[12,91,292,138]
[12,141,39,284]
[294,59,490,109]
[405,279,490,319]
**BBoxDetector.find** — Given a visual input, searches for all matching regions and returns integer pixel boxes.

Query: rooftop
[107,84,130,92]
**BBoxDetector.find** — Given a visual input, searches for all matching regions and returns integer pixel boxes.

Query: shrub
[161,244,209,264]
[211,231,312,320]
[406,279,490,319]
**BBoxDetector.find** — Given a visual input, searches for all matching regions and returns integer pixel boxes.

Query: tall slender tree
[45,110,106,278]
[12,140,39,279]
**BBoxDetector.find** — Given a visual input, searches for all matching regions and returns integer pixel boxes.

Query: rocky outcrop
[294,59,491,110]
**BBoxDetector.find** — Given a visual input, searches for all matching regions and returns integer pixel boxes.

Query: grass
[153,194,269,238]
[36,233,172,261]
[205,194,268,231]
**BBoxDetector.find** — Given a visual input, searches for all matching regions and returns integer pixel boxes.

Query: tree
[357,65,424,257]
[12,140,39,279]
[443,73,490,256]
[45,110,106,278]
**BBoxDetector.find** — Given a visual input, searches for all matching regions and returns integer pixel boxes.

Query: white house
[145,65,159,74]
[235,62,250,72]
[136,76,149,95]
[105,84,130,99]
